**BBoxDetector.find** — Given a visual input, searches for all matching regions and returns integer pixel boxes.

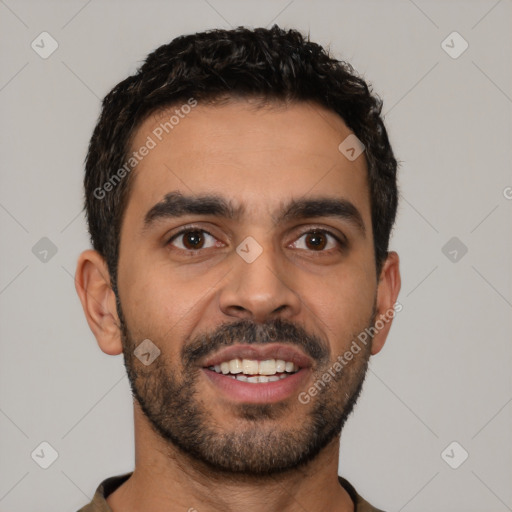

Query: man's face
[116,99,379,475]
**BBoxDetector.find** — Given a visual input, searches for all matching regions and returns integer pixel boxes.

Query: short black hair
[84,25,398,294]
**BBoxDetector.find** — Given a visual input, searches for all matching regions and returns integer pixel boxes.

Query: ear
[370,251,401,355]
[75,250,123,356]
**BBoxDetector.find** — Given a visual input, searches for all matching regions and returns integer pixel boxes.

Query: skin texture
[75,99,401,512]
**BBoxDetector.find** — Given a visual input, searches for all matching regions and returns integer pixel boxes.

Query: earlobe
[370,251,401,355]
[75,250,123,356]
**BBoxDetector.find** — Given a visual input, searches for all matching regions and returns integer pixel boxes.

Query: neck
[107,403,354,512]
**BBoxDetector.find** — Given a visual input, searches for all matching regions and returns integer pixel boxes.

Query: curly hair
[84,25,398,293]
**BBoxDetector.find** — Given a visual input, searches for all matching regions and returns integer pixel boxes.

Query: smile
[207,358,300,383]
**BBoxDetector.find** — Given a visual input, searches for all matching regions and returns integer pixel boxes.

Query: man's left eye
[290,230,340,251]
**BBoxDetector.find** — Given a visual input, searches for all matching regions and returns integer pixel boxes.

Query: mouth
[206,358,300,383]
[200,344,313,403]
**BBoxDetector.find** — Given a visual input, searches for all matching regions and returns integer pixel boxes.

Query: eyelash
[166,226,346,253]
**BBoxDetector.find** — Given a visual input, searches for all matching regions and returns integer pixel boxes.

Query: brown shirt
[77,473,386,512]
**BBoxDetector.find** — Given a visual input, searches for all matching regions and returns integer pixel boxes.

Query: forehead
[123,99,370,227]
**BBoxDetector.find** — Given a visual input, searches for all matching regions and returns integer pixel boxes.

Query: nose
[218,238,302,324]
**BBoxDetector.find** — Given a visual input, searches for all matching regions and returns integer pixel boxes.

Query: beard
[119,305,375,478]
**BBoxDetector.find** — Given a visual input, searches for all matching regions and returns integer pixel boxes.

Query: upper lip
[200,343,314,369]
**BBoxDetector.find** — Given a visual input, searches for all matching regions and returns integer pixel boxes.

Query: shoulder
[338,475,388,512]
[76,473,132,512]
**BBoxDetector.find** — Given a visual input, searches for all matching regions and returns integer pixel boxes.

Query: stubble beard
[119,309,375,477]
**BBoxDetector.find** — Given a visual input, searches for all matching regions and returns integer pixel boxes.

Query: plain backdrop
[1,1,511,511]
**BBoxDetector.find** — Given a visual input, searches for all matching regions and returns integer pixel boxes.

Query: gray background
[1,1,511,511]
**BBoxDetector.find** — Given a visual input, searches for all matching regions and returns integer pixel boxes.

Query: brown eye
[291,230,341,252]
[182,230,205,249]
[304,232,328,250]
[169,229,218,251]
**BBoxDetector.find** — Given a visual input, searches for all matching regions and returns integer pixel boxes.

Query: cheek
[301,264,375,352]
[117,261,221,349]
[124,279,178,326]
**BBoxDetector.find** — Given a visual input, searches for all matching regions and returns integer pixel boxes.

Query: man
[75,25,401,512]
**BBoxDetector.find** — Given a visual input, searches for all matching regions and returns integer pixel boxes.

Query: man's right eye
[167,228,222,251]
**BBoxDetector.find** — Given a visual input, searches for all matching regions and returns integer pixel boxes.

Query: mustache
[181,318,330,367]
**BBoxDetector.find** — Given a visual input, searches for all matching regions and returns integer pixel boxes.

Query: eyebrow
[142,191,366,236]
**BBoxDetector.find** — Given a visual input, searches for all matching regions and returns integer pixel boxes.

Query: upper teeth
[209,359,299,376]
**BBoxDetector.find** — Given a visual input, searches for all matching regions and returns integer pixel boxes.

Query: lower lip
[202,368,311,404]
